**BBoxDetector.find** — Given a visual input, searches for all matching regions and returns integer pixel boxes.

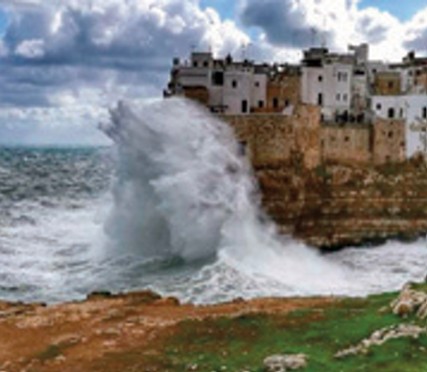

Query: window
[336,93,341,101]
[193,61,198,67]
[241,100,248,113]
[232,80,237,88]
[212,71,224,86]
[318,93,323,106]
[345,136,350,142]
[388,131,394,138]
[273,98,279,108]
[423,107,427,119]
[337,72,341,81]
[203,61,209,67]
[343,94,348,101]
[376,103,382,111]
[388,108,395,119]
[258,101,264,108]
[254,81,260,87]
[284,99,290,107]
[388,81,394,90]
[318,75,323,82]
[400,108,404,118]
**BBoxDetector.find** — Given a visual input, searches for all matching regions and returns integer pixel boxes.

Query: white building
[301,45,369,121]
[372,94,427,156]
[166,52,267,115]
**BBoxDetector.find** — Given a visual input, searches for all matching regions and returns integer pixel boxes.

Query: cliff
[257,157,427,249]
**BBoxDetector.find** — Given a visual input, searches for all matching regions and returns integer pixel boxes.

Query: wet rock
[263,353,307,371]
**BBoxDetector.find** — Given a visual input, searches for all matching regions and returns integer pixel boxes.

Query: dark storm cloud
[0,1,246,108]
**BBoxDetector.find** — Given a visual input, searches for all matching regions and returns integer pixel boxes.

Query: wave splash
[101,98,352,297]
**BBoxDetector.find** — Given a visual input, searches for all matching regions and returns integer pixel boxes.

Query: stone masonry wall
[373,119,406,165]
[321,124,372,164]
[222,104,321,169]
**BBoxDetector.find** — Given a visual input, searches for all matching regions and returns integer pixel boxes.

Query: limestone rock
[391,285,427,318]
[263,353,307,371]
[335,324,426,359]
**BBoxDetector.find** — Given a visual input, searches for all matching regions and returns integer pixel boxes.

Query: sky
[0,0,426,146]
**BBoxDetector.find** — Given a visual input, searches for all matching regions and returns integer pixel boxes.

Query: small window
[203,61,209,67]
[212,71,224,86]
[318,75,323,82]
[423,107,427,119]
[336,93,341,101]
[232,80,237,88]
[258,101,264,108]
[193,61,198,67]
[343,94,348,101]
[318,93,323,106]
[376,103,382,111]
[254,81,260,87]
[345,136,350,142]
[284,99,290,107]
[241,100,248,113]
[388,131,394,138]
[400,108,404,118]
[273,98,279,108]
[388,81,394,89]
[388,108,395,119]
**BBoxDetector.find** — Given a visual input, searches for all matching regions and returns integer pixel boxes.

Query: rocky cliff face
[257,158,427,249]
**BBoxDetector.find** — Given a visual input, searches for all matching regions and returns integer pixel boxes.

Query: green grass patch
[141,291,427,371]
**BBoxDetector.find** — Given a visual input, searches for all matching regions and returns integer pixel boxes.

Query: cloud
[239,0,409,61]
[0,0,426,145]
[404,7,427,53]
[15,38,45,58]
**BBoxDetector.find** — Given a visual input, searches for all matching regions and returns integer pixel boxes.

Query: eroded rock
[335,323,426,359]
[263,353,307,371]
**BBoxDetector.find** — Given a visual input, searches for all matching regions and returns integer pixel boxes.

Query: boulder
[263,353,307,371]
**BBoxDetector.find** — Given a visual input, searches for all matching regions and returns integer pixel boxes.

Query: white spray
[101,98,354,298]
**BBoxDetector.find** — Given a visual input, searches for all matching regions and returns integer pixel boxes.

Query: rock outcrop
[263,353,308,371]
[335,323,426,359]
[391,283,427,319]
[257,160,427,249]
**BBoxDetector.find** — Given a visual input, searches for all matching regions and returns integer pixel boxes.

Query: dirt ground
[0,291,335,371]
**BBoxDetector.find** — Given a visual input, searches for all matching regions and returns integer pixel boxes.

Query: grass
[143,291,427,372]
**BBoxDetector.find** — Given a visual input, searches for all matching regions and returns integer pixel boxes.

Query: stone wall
[373,72,401,95]
[182,86,210,106]
[373,119,406,164]
[321,124,372,164]
[222,104,321,169]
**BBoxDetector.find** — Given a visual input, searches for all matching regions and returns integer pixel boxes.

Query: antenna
[241,43,246,60]
[310,28,317,46]
[322,15,327,48]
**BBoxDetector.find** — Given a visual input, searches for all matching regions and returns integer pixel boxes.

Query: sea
[0,98,426,305]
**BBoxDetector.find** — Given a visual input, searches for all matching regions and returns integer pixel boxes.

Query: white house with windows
[166,52,267,115]
[372,95,427,156]
[301,47,360,121]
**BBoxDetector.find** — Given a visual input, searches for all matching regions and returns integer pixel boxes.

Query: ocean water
[0,99,426,304]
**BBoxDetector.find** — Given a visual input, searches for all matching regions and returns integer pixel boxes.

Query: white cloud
[15,38,45,58]
[0,0,427,144]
